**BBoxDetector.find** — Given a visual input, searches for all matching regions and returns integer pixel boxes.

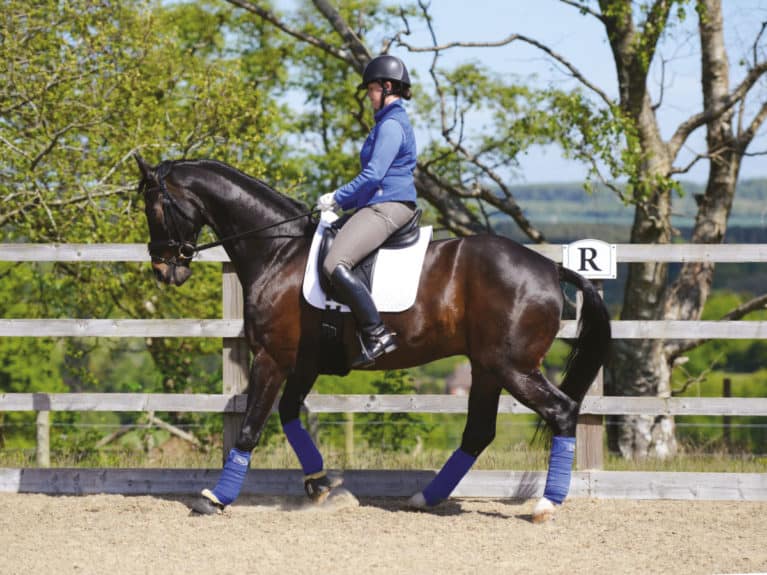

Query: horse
[134,155,611,522]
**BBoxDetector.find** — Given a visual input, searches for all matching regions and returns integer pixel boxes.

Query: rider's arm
[333,119,403,210]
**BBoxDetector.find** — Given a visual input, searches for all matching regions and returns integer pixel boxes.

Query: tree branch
[737,98,767,150]
[0,187,134,227]
[668,151,707,175]
[639,0,674,70]
[310,0,371,69]
[398,32,614,108]
[667,59,767,157]
[667,293,767,358]
[671,353,724,396]
[410,2,546,242]
[414,167,484,236]
[0,134,31,159]
[559,0,606,22]
[742,148,767,157]
[720,293,767,321]
[752,20,767,68]
[223,0,356,66]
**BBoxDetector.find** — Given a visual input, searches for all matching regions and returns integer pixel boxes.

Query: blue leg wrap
[422,448,476,506]
[282,418,323,476]
[542,436,576,504]
[210,448,251,506]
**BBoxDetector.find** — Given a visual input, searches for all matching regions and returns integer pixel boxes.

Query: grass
[1,435,765,473]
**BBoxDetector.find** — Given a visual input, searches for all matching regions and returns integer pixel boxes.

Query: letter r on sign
[579,247,601,272]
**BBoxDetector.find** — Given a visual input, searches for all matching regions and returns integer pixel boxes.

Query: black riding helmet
[358,55,411,90]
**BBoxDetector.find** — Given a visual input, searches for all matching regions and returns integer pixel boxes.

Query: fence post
[576,281,604,470]
[344,412,354,465]
[36,410,50,467]
[222,263,249,463]
[722,377,731,449]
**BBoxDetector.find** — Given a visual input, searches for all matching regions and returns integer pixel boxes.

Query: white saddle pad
[303,211,432,313]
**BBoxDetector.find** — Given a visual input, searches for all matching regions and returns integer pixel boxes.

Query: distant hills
[494,178,767,244]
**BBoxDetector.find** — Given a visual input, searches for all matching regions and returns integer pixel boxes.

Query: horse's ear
[133,152,155,180]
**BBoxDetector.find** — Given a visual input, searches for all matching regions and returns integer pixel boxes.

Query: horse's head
[135,153,202,286]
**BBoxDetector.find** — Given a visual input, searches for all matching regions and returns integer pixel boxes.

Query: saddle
[317,208,422,303]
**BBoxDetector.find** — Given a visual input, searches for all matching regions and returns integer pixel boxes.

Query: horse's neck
[194,177,307,284]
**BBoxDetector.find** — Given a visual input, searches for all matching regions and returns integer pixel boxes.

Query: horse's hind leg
[501,367,579,523]
[278,367,341,503]
[502,366,579,436]
[409,365,501,508]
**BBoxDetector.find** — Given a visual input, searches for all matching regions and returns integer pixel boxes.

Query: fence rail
[3,318,767,338]
[4,242,767,262]
[1,393,766,416]
[1,243,766,500]
[2,468,765,500]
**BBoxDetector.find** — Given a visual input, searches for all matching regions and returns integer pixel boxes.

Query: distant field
[495,178,767,235]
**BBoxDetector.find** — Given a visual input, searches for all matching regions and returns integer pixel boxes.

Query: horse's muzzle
[152,261,192,286]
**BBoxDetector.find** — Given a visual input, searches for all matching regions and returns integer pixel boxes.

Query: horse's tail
[557,265,612,405]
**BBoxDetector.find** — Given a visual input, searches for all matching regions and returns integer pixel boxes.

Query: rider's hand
[317,192,338,212]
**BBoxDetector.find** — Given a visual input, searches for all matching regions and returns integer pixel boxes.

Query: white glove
[317,192,338,212]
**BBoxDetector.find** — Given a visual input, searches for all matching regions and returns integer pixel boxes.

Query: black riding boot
[330,264,398,368]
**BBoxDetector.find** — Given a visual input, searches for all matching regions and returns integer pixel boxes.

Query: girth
[317,208,422,301]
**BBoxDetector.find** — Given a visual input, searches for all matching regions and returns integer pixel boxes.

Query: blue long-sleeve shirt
[333,99,417,210]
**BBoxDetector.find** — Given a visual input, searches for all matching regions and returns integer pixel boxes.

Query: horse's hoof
[190,489,225,515]
[304,473,343,504]
[531,497,556,523]
[406,492,429,510]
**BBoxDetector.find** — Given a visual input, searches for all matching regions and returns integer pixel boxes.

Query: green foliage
[668,291,767,451]
[0,0,295,450]
[675,291,767,376]
[1,0,764,462]
[313,369,433,452]
[357,370,434,451]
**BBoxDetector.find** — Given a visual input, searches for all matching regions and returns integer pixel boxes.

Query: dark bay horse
[135,155,611,522]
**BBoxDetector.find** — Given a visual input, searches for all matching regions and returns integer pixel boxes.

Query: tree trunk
[600,3,679,458]
[664,0,739,363]
[609,0,754,458]
[607,184,679,457]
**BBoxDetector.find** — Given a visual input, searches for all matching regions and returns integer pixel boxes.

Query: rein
[193,210,319,253]
[146,163,318,265]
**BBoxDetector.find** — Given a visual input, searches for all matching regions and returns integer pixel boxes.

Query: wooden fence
[1,243,766,500]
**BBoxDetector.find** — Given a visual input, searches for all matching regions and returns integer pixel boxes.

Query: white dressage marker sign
[562,239,616,279]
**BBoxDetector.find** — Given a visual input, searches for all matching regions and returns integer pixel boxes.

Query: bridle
[143,163,318,267]
[145,163,200,267]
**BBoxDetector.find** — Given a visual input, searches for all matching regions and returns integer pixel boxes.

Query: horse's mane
[173,158,309,215]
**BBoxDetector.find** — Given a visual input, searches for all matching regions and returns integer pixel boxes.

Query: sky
[304,0,767,185]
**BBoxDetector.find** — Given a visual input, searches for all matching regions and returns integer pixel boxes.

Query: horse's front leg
[193,348,284,515]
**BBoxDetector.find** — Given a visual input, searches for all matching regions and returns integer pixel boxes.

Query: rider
[317,54,417,369]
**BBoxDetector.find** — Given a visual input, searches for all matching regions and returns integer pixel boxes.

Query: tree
[592,0,767,458]
[0,0,296,447]
[4,0,764,458]
[219,0,767,458]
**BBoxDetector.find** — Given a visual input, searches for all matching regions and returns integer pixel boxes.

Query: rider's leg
[329,264,398,367]
[323,202,415,368]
